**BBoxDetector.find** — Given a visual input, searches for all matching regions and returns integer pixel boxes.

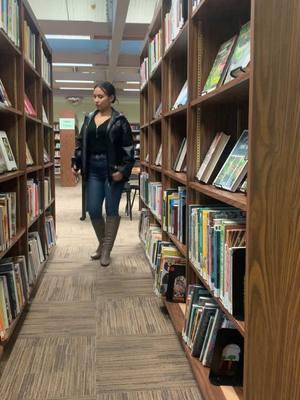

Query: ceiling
[28,0,158,98]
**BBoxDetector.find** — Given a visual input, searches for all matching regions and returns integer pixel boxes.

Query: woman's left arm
[117,119,135,179]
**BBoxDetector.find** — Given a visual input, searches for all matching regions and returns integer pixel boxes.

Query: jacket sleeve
[118,118,135,179]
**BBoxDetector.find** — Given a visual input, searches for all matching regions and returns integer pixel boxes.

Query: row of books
[41,46,51,85]
[0,231,45,339]
[139,210,186,302]
[201,22,250,95]
[182,284,243,386]
[164,0,187,51]
[24,19,36,67]
[196,130,248,193]
[149,29,162,74]
[140,171,149,205]
[0,0,20,47]
[163,187,186,243]
[0,192,16,252]
[189,205,246,318]
[27,177,52,223]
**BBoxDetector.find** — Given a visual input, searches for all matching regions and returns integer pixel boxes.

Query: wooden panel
[245,1,300,399]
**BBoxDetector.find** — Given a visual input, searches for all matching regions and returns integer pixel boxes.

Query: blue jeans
[86,154,124,219]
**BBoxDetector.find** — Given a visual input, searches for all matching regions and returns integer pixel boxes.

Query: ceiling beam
[107,0,130,82]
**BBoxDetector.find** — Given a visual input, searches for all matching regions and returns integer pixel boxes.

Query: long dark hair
[94,81,117,103]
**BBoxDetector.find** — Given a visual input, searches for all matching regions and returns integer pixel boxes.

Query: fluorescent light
[53,63,93,67]
[82,71,96,74]
[123,88,140,92]
[126,81,140,84]
[46,34,91,40]
[56,80,95,83]
[59,87,93,91]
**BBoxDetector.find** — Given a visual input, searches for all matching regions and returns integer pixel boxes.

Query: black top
[86,117,110,155]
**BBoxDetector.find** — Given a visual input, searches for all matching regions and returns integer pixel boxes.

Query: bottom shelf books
[182,283,244,387]
[0,231,45,340]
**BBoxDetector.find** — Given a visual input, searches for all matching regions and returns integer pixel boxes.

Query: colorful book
[202,36,237,94]
[213,130,248,192]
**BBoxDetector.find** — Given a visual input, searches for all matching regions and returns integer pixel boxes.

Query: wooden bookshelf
[0,0,55,357]
[140,0,300,399]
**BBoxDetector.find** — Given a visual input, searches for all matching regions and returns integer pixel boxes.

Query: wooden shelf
[28,212,43,229]
[188,260,245,336]
[141,123,149,129]
[42,79,52,91]
[45,198,55,211]
[164,169,187,185]
[192,0,249,21]
[26,114,42,124]
[26,165,43,173]
[149,208,162,225]
[191,73,249,107]
[163,299,243,400]
[24,57,40,78]
[0,228,26,260]
[189,181,247,211]
[150,164,162,172]
[0,104,23,116]
[44,162,54,169]
[166,232,187,257]
[163,104,187,118]
[1,302,28,344]
[0,28,21,55]
[150,117,162,125]
[164,21,188,59]
[43,122,53,129]
[140,161,150,168]
[140,81,148,93]
[0,170,25,183]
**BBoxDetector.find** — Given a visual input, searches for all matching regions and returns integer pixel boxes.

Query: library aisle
[0,183,202,400]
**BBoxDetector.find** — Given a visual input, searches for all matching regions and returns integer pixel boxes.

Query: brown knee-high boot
[90,216,105,260]
[100,216,121,267]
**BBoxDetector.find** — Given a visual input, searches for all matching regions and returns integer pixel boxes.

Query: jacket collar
[89,107,123,121]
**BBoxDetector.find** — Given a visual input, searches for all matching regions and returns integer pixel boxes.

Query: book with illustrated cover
[173,137,187,172]
[213,130,248,192]
[165,264,186,302]
[0,79,12,107]
[196,132,231,183]
[224,22,251,84]
[172,80,188,109]
[202,36,237,94]
[43,147,50,163]
[0,131,17,171]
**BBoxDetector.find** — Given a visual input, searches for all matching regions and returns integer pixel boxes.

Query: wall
[53,95,140,129]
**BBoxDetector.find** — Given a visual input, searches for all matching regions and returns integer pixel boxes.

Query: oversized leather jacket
[73,108,135,182]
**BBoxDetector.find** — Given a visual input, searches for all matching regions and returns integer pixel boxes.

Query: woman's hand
[112,171,123,182]
[72,167,80,177]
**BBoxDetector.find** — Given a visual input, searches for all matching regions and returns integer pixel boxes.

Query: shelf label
[59,118,75,130]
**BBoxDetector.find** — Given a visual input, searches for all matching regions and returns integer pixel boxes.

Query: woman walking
[72,81,135,266]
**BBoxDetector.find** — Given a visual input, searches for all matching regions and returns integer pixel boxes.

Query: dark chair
[123,173,140,220]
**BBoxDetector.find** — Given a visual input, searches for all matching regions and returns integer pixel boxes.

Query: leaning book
[0,131,18,171]
[201,36,236,94]
[224,22,251,83]
[213,130,248,192]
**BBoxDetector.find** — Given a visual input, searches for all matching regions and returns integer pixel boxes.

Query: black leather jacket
[73,108,135,182]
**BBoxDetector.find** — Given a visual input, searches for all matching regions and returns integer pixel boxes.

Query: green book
[213,130,248,192]
[224,22,251,83]
[202,36,237,94]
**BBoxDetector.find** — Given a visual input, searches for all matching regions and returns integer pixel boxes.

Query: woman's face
[93,86,114,111]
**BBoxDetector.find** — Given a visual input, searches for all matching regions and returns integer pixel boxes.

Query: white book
[0,131,17,171]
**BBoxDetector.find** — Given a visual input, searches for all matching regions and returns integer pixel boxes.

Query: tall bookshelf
[0,0,55,355]
[140,1,300,399]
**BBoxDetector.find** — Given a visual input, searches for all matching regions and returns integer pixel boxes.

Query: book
[155,144,162,166]
[173,137,187,172]
[165,264,186,302]
[213,130,248,192]
[239,178,247,193]
[42,105,49,124]
[172,80,188,109]
[24,94,37,117]
[224,22,251,83]
[43,147,50,163]
[0,131,17,171]
[0,79,12,107]
[154,102,162,119]
[196,132,231,183]
[26,143,34,166]
[201,36,237,94]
